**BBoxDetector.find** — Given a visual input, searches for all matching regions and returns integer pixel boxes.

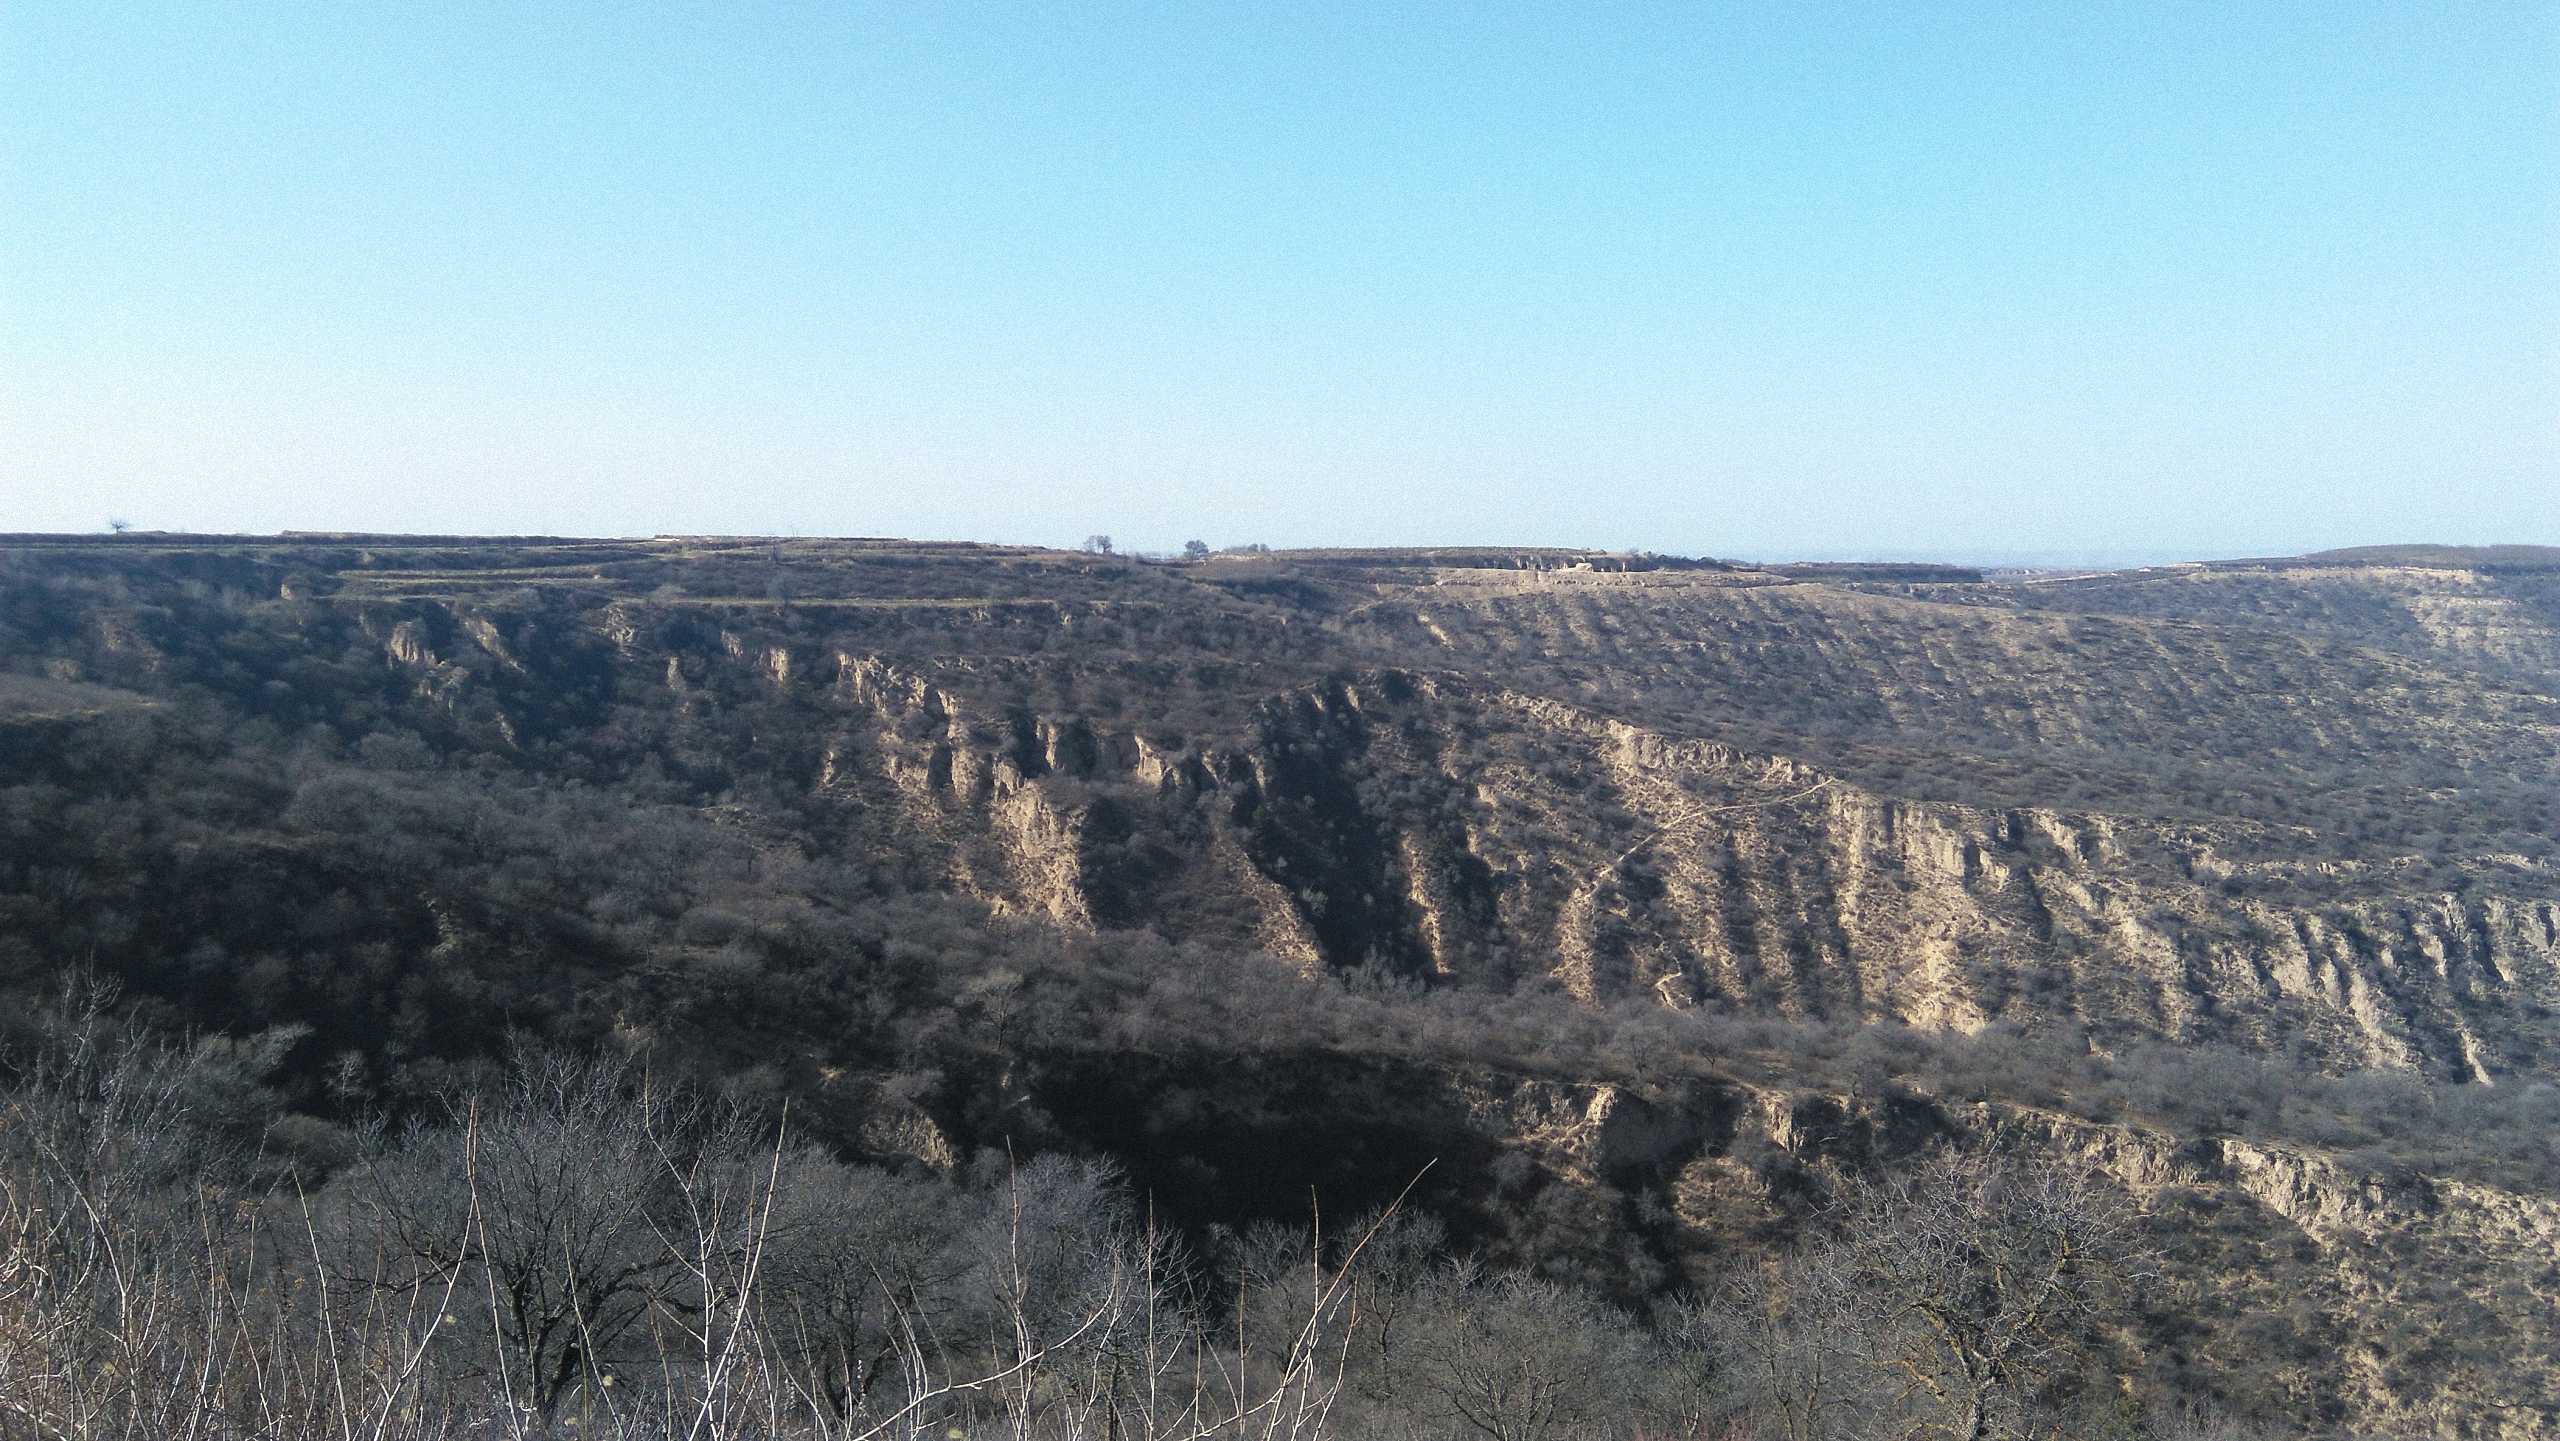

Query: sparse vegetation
[0,999,2243,1440]
[0,534,2552,1437]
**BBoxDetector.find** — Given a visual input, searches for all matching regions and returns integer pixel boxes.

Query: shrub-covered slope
[1,534,2555,1436]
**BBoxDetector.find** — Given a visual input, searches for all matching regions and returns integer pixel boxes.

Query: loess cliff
[91,534,2542,1078]
[1,534,2556,1435]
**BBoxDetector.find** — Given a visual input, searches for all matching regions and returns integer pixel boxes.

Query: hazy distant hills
[2280,543,2560,569]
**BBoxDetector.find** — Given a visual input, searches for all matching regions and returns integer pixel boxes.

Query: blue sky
[4,2,2553,558]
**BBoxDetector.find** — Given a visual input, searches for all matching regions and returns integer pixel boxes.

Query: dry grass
[0,1054,1414,1441]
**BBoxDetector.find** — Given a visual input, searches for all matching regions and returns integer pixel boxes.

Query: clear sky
[4,3,2554,558]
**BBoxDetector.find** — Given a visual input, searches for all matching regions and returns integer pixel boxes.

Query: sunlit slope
[1348,570,2553,776]
[4,536,2556,1079]
[1984,557,2560,684]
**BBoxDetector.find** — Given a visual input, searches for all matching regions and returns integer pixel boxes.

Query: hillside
[1,534,2555,1436]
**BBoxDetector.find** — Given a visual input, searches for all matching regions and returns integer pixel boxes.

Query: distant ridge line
[2211,543,2560,573]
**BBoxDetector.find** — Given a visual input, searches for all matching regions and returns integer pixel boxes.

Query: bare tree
[1407,1264,1660,1441]
[330,1048,712,1417]
[1334,1206,1446,1412]
[1800,1146,2156,1441]
[1695,1255,1884,1441]
[753,1162,969,1419]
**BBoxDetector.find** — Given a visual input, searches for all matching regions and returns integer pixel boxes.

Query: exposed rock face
[1473,1072,2560,1439]
[1037,1043,2557,1439]
[1967,1108,2560,1440]
[460,616,525,673]
[7,535,2558,1438]
[756,646,2560,1077]
[77,541,2531,1083]
[385,620,435,669]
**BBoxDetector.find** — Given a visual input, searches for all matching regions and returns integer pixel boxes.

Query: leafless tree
[1333,1206,1446,1412]
[1799,1146,2156,1441]
[1406,1262,1660,1441]
[329,1048,712,1417]
[752,1162,969,1419]
[1694,1255,1884,1441]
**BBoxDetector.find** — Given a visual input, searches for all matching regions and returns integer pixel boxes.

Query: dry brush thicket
[0,1018,2240,1441]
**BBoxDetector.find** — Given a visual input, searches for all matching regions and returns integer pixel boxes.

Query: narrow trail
[1586,778,1840,883]
[1554,774,1838,1002]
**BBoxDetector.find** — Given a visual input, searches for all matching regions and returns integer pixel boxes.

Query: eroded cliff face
[1463,1072,2557,1439]
[616,608,2558,1078]
[1973,1108,2560,1440]
[10,537,2559,1438]
[1024,1043,2558,1439]
[263,557,2560,1086]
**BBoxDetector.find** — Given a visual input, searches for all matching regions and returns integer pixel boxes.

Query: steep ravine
[8,539,2559,1439]
[330,597,2560,1077]
[1008,1048,2559,1439]
[760,633,2560,1077]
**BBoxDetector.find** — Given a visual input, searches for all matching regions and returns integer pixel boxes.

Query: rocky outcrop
[1966,1106,2560,1439]
[648,620,2560,1077]
[7,535,2558,1439]
[1439,1072,2560,1439]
